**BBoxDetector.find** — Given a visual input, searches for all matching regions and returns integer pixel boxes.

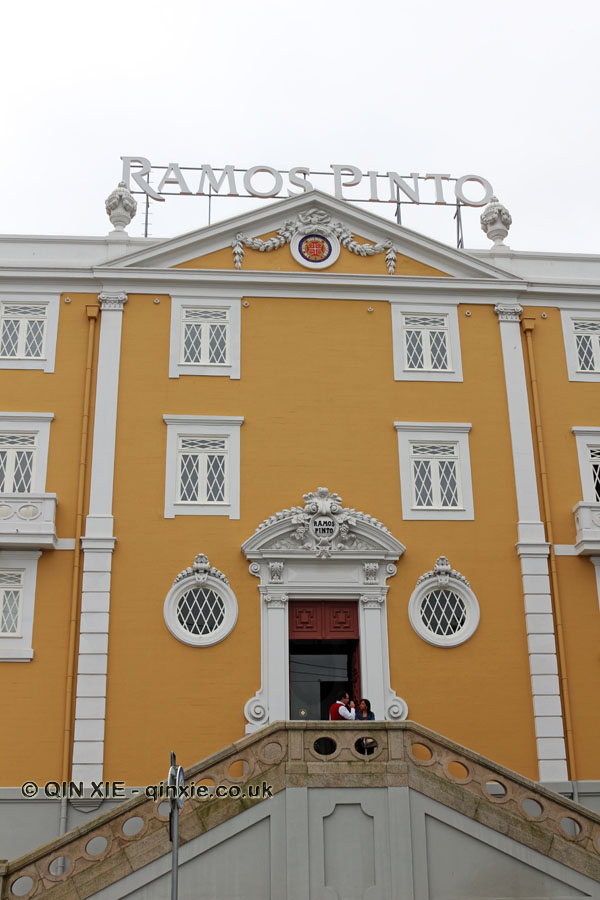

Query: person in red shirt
[329,690,355,720]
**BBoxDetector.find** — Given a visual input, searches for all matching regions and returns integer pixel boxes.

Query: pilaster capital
[494,301,522,322]
[98,291,128,311]
[359,592,385,609]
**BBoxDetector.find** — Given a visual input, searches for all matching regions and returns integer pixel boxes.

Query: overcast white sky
[2,0,598,253]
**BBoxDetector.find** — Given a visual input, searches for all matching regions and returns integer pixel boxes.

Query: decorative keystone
[105,181,137,234]
[173,553,229,586]
[480,195,512,248]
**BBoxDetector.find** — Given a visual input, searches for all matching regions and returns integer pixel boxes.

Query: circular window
[164,574,237,647]
[408,574,479,647]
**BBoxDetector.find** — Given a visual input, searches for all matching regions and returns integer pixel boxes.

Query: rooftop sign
[122,157,494,208]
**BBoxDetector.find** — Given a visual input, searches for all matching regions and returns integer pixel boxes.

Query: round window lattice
[408,576,479,647]
[420,589,467,636]
[164,576,237,647]
[177,588,225,636]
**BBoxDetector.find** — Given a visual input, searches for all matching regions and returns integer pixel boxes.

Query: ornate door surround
[241,487,408,732]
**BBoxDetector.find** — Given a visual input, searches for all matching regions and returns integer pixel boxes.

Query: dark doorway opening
[288,600,361,721]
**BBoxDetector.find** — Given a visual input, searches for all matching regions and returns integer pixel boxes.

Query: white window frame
[169,295,241,379]
[572,427,600,501]
[408,571,480,647]
[0,551,41,661]
[163,415,243,518]
[561,309,600,382]
[395,422,474,520]
[0,294,59,373]
[391,301,463,382]
[0,413,53,494]
[164,573,238,647]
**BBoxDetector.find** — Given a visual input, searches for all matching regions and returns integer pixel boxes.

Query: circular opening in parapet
[447,760,469,781]
[11,877,34,897]
[85,836,108,856]
[522,797,543,818]
[354,737,378,756]
[313,737,337,756]
[228,759,249,779]
[157,800,171,817]
[484,780,507,798]
[411,742,433,762]
[48,857,70,877]
[122,816,145,837]
[560,816,582,838]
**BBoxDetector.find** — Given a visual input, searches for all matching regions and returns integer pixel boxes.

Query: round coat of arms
[290,231,340,269]
[298,234,332,263]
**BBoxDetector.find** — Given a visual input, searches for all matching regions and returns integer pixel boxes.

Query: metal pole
[170,802,179,900]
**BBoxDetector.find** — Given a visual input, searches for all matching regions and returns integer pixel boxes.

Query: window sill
[0,647,34,661]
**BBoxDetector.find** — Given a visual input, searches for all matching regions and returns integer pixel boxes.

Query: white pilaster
[495,302,568,782]
[72,291,126,784]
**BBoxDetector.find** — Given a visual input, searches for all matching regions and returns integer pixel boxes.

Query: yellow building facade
[1,188,600,857]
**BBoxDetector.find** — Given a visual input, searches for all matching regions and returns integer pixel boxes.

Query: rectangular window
[0,433,36,493]
[0,571,23,636]
[177,437,228,504]
[403,315,450,371]
[574,320,600,372]
[410,442,460,508]
[181,307,230,366]
[0,303,47,360]
[395,422,473,520]
[589,446,600,501]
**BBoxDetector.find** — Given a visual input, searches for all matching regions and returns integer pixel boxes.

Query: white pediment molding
[241,487,408,732]
[100,189,519,281]
[242,486,405,560]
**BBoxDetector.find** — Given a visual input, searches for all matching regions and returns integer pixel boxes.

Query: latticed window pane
[413,460,433,506]
[1,589,21,634]
[574,320,600,333]
[438,460,459,506]
[420,589,466,636]
[183,323,202,363]
[209,324,228,364]
[179,454,200,501]
[0,319,19,357]
[12,451,33,492]
[589,448,600,501]
[0,435,36,493]
[206,455,226,501]
[404,316,445,328]
[405,330,424,369]
[430,330,449,370]
[177,436,228,504]
[181,308,229,365]
[177,588,225,635]
[576,334,596,371]
[0,304,47,359]
[412,443,455,458]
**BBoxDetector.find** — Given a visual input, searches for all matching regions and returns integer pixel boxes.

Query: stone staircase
[2,721,600,899]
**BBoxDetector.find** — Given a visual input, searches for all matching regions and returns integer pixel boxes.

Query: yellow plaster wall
[100,296,537,784]
[175,231,450,277]
[0,293,98,782]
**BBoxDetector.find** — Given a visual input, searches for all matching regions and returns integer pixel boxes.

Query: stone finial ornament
[480,195,512,248]
[105,181,137,234]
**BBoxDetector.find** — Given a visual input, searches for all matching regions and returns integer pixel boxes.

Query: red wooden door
[289,601,358,639]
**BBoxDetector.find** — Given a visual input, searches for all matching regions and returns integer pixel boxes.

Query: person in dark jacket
[355,698,375,721]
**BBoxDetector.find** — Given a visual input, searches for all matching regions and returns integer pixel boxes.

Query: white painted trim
[73,291,127,784]
[394,423,474,520]
[169,295,241,379]
[163,416,243,519]
[390,301,463,382]
[0,293,59,372]
[163,573,238,647]
[495,301,567,781]
[561,309,600,382]
[0,412,53,493]
[0,550,41,661]
[553,545,577,556]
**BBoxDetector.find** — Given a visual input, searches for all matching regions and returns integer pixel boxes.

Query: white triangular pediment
[100,189,520,280]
